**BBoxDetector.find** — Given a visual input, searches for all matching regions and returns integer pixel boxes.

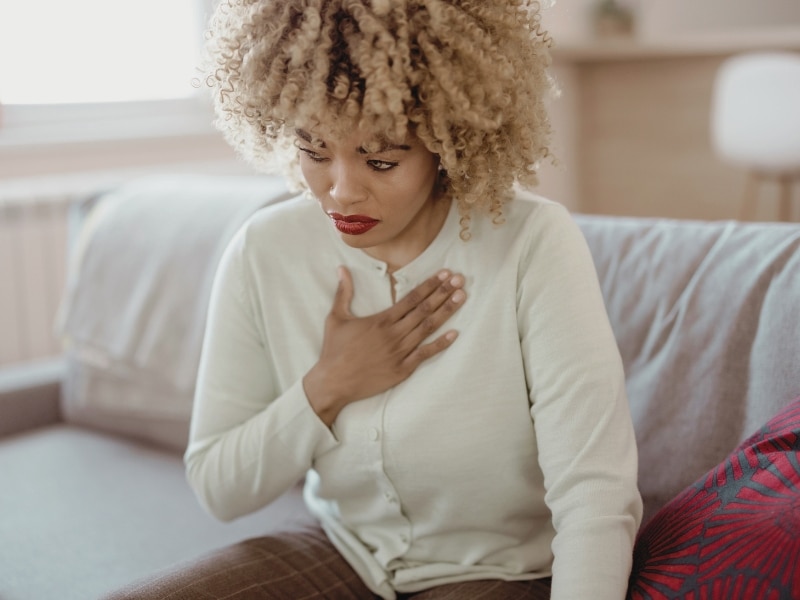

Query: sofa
[1,174,798,600]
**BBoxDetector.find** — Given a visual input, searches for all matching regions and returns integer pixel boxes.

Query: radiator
[0,188,74,367]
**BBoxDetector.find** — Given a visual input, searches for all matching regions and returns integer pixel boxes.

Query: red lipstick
[328,212,379,235]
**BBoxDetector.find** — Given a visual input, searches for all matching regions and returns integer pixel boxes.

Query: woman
[112,1,642,598]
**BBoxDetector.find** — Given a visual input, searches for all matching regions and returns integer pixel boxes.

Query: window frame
[0,97,217,150]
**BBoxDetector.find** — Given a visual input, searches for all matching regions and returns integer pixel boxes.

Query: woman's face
[296,126,445,270]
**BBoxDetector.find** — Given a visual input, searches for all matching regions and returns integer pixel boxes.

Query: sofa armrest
[0,358,65,438]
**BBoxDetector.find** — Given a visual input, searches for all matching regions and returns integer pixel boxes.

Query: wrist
[303,364,346,427]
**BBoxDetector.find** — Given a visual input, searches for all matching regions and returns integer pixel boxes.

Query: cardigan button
[367,427,380,441]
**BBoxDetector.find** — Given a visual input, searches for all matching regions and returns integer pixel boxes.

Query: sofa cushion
[576,215,800,523]
[0,425,312,600]
[626,397,800,600]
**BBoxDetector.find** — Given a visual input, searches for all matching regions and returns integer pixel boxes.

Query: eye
[299,147,326,163]
[367,159,398,172]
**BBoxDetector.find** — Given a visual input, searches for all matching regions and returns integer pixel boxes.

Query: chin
[338,232,378,249]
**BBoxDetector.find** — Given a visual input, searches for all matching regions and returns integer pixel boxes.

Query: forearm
[532,345,641,599]
[185,379,338,521]
[550,514,639,600]
[303,363,347,428]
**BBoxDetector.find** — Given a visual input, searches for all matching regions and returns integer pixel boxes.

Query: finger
[331,266,354,319]
[402,286,466,347]
[396,274,466,335]
[402,330,459,370]
[387,270,450,321]
[388,270,461,322]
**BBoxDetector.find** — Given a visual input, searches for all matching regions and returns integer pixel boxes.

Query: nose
[329,162,368,207]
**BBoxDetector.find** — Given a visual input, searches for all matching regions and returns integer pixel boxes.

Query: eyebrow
[295,129,411,154]
[295,129,324,147]
[358,142,412,154]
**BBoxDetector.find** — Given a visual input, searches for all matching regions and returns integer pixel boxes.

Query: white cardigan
[185,191,643,600]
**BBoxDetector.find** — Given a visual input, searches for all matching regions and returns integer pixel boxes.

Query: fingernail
[337,266,344,281]
[451,290,465,303]
[445,330,458,341]
[450,275,464,287]
[437,270,450,281]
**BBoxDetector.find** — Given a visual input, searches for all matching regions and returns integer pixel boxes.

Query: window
[0,0,215,145]
[0,0,203,104]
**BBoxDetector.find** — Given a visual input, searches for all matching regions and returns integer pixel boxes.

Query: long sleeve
[517,204,643,600]
[184,227,338,522]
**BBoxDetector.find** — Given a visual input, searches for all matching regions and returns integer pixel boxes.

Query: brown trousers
[104,526,551,600]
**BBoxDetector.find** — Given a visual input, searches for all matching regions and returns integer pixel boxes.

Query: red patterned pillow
[627,399,800,600]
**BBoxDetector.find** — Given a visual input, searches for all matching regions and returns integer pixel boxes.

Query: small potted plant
[593,0,635,37]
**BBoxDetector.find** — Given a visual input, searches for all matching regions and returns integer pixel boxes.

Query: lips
[328,212,380,235]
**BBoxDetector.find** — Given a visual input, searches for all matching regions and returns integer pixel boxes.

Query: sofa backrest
[575,214,800,524]
[56,174,294,452]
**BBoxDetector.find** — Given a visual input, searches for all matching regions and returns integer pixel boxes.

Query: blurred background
[0,0,799,369]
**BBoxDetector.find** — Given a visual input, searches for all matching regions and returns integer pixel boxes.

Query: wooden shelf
[551,27,800,62]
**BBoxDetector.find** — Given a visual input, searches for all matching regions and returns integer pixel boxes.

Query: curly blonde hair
[202,0,554,228]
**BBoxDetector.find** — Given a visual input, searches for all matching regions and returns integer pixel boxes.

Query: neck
[365,195,452,272]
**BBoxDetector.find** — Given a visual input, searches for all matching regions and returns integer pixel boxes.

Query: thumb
[331,266,354,318]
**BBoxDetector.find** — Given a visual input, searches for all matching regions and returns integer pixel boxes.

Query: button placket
[366,391,413,563]
[392,273,410,297]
